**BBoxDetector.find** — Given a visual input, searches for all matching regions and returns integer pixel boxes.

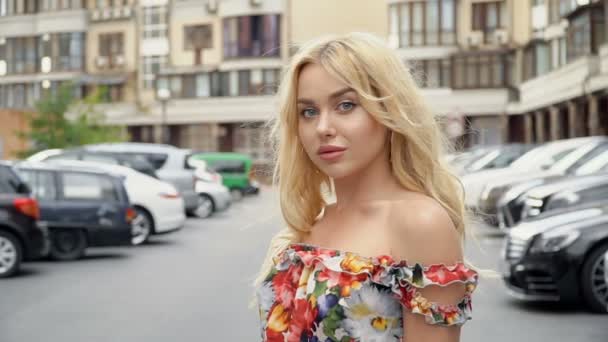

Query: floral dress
[256,243,479,342]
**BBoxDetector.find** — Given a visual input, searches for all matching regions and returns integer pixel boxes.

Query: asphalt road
[1,187,606,341]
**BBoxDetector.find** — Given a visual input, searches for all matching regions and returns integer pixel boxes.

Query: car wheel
[0,231,22,278]
[230,188,243,201]
[49,229,87,261]
[132,208,153,245]
[193,194,215,218]
[581,242,608,313]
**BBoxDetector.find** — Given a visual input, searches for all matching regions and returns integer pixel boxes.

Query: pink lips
[317,145,346,161]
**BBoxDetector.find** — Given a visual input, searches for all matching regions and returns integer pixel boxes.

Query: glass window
[223,14,280,58]
[182,75,196,98]
[143,6,168,39]
[220,71,230,96]
[441,0,455,44]
[196,73,210,97]
[183,24,213,50]
[411,2,424,45]
[61,172,118,201]
[399,3,409,47]
[238,70,250,95]
[426,0,439,45]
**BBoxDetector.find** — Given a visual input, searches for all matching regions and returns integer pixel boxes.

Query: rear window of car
[18,169,56,200]
[128,153,168,170]
[209,160,246,174]
[0,165,20,193]
[60,172,119,202]
[81,153,120,165]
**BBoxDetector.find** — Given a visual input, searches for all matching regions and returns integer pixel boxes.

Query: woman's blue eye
[338,101,356,112]
[301,108,317,118]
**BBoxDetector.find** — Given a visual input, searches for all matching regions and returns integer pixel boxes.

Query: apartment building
[1,0,607,161]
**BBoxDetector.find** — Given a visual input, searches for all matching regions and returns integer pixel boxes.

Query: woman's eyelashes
[299,101,357,118]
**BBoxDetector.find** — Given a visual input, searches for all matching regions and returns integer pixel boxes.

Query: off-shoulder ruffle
[274,243,478,326]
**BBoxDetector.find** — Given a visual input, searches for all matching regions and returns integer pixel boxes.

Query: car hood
[509,201,608,240]
[524,173,608,199]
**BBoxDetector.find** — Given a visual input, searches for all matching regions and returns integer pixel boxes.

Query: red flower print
[285,298,318,342]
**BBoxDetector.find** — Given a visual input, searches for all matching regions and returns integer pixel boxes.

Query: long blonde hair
[255,32,474,287]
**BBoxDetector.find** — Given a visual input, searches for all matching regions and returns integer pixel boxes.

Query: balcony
[89,7,134,22]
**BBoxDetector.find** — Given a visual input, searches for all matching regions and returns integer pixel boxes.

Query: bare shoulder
[388,192,463,265]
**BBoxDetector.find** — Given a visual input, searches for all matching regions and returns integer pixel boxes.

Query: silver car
[85,143,201,215]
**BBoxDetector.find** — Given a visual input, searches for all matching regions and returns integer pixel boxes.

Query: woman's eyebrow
[297,87,355,105]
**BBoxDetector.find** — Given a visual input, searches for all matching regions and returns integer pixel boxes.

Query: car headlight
[529,230,580,254]
[544,192,580,212]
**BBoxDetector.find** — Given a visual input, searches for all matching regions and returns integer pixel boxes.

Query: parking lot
[1,187,606,342]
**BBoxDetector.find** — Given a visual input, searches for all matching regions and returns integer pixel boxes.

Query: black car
[495,140,608,229]
[0,162,48,278]
[15,162,134,260]
[501,200,608,312]
[41,148,159,179]
[518,173,608,222]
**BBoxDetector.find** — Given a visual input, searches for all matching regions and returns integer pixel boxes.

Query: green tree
[17,82,125,158]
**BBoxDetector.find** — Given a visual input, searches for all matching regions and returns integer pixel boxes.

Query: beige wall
[290,0,387,45]
[0,110,28,159]
[86,21,137,73]
[511,0,532,45]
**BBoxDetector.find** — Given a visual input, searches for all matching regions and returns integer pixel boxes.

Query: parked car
[501,201,608,312]
[189,152,260,201]
[27,148,159,179]
[517,172,608,222]
[454,144,534,175]
[84,143,202,215]
[188,161,231,218]
[480,138,608,224]
[461,137,602,210]
[46,160,185,244]
[0,162,48,278]
[496,142,608,228]
[15,162,134,260]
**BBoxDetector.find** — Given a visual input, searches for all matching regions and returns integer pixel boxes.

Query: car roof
[85,143,181,153]
[15,160,121,178]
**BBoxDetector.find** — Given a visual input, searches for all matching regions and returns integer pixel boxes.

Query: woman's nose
[315,112,336,137]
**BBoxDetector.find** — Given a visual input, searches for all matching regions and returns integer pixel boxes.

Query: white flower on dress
[257,281,276,314]
[342,284,403,341]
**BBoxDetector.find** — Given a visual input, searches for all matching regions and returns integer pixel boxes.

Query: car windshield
[566,142,608,174]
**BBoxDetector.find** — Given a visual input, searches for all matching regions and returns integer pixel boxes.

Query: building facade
[0,0,607,162]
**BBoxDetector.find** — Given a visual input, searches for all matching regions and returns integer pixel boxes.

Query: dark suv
[15,162,134,260]
[0,162,48,278]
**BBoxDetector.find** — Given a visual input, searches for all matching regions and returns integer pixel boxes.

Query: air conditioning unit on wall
[206,0,218,13]
[466,31,483,47]
[493,29,510,46]
[250,0,262,6]
[95,56,109,69]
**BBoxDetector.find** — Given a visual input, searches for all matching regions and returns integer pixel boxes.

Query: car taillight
[14,198,40,220]
[125,207,137,223]
[159,192,180,199]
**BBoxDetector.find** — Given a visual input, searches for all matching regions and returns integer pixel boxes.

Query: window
[142,6,168,39]
[389,0,456,47]
[472,1,507,43]
[452,52,512,89]
[567,7,605,62]
[18,170,57,200]
[81,153,120,164]
[61,172,118,201]
[143,55,167,89]
[0,166,23,193]
[184,24,212,65]
[99,33,123,57]
[409,59,451,88]
[223,14,281,58]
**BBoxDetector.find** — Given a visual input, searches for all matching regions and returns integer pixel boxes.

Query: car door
[56,171,122,231]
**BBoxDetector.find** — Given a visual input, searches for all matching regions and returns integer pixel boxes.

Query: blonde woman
[255,32,479,342]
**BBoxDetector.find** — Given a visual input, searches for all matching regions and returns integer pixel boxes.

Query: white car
[45,160,186,245]
[190,159,232,218]
[461,137,602,209]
